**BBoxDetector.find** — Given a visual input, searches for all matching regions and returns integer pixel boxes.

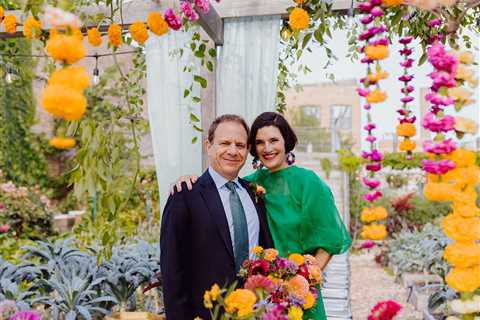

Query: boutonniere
[249,183,266,203]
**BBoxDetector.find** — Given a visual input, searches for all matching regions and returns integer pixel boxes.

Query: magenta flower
[360,15,374,24]
[422,159,456,175]
[366,135,377,143]
[423,139,457,155]
[370,7,384,17]
[363,177,381,189]
[397,109,409,116]
[401,96,414,103]
[428,18,442,27]
[422,112,455,132]
[364,190,382,202]
[368,26,387,35]
[361,57,374,64]
[194,0,210,14]
[429,71,457,89]
[400,116,416,124]
[401,85,414,94]
[399,36,413,45]
[366,163,382,172]
[427,43,458,74]
[364,104,372,110]
[359,31,374,41]
[399,48,412,56]
[364,123,376,131]
[358,2,373,12]
[10,311,41,320]
[164,8,182,30]
[425,92,455,106]
[398,74,413,82]
[400,59,414,68]
[371,149,384,162]
[356,88,370,97]
[368,300,402,320]
[370,37,389,46]
[181,1,199,21]
[361,240,376,249]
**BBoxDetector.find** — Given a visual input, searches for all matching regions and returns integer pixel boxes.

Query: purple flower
[399,48,413,56]
[370,6,384,17]
[363,104,372,110]
[363,177,381,189]
[399,36,413,45]
[422,112,455,132]
[400,58,414,68]
[364,190,382,202]
[401,96,414,103]
[10,311,41,320]
[361,57,373,64]
[181,1,199,21]
[364,123,376,131]
[368,26,387,35]
[398,74,414,82]
[423,139,457,155]
[359,31,374,41]
[428,18,442,27]
[422,159,456,175]
[194,0,210,14]
[360,15,374,24]
[164,8,183,30]
[369,37,389,46]
[371,149,384,162]
[400,116,416,124]
[401,85,414,94]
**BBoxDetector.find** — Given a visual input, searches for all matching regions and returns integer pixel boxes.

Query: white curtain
[216,16,281,176]
[145,30,202,209]
[217,16,281,124]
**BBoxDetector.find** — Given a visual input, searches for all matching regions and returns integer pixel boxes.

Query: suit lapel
[199,172,234,261]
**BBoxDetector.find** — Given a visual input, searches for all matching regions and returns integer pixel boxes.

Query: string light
[93,54,100,85]
[5,66,13,84]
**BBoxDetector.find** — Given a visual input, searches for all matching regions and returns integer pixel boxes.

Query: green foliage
[337,149,365,175]
[320,158,332,179]
[0,38,49,186]
[406,196,451,226]
[382,152,427,170]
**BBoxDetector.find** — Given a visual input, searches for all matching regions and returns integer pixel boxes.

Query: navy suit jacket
[160,170,274,320]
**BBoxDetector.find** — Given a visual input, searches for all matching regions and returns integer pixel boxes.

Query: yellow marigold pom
[452,202,480,218]
[444,243,480,269]
[396,123,416,137]
[4,15,16,34]
[289,8,310,31]
[129,21,149,45]
[203,291,213,309]
[288,253,305,266]
[447,148,476,168]
[48,137,76,149]
[46,34,86,64]
[264,248,278,261]
[87,27,102,47]
[23,16,42,39]
[381,0,403,6]
[399,139,416,152]
[252,246,263,256]
[209,284,221,301]
[224,289,257,317]
[450,166,480,189]
[48,66,90,91]
[41,84,87,120]
[108,23,122,47]
[365,45,389,60]
[71,27,83,41]
[147,12,169,36]
[286,275,310,300]
[361,224,387,240]
[288,306,304,320]
[303,291,316,309]
[367,70,389,83]
[366,89,387,104]
[454,116,478,135]
[361,207,388,223]
[423,182,455,202]
[446,266,480,292]
[443,214,480,243]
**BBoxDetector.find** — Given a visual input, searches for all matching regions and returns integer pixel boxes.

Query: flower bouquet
[202,246,321,319]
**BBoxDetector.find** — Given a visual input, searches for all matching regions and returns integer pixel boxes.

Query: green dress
[245,165,352,320]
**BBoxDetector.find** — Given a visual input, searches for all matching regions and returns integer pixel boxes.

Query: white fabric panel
[145,30,202,210]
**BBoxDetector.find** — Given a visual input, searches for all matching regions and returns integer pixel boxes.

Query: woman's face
[255,125,288,172]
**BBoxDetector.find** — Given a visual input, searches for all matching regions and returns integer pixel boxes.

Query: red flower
[368,300,402,320]
[297,264,310,280]
[249,259,270,276]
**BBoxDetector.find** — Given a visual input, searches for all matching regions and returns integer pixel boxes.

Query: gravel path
[350,251,423,319]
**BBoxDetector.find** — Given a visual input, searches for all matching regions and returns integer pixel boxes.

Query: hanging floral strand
[357,0,389,241]
[396,36,416,158]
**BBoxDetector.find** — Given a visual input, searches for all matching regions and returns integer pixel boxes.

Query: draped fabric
[145,30,202,209]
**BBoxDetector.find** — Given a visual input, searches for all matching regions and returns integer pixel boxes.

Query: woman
[174,112,351,319]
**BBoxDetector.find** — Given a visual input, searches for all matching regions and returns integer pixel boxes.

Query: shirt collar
[208,166,240,190]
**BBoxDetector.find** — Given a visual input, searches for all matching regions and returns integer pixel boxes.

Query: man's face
[206,121,248,181]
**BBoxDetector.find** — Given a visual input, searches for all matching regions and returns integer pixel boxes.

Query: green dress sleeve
[300,170,352,255]
[242,169,260,183]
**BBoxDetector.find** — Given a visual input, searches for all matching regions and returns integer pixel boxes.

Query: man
[160,114,274,319]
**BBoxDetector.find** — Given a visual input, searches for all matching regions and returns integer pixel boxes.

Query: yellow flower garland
[23,16,41,39]
[87,27,102,47]
[289,8,310,31]
[46,34,86,64]
[147,12,169,36]
[129,21,149,45]
[4,14,16,34]
[108,23,123,47]
[48,137,76,149]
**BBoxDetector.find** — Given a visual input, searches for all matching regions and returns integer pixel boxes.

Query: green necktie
[225,181,249,272]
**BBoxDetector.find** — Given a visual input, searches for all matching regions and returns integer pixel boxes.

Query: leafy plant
[0,258,37,310]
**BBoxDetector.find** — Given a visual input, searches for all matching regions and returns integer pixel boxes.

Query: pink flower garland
[397,36,416,159]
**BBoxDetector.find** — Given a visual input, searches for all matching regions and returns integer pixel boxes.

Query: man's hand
[170,175,198,195]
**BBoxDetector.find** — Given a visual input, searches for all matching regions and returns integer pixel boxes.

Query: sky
[293,25,480,147]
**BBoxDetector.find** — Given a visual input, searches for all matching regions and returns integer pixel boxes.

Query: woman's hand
[170,175,198,195]
[315,248,332,271]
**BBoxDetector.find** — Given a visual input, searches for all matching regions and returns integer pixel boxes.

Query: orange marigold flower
[41,84,87,120]
[4,15,16,34]
[286,275,309,300]
[289,8,310,31]
[71,27,83,41]
[396,123,416,137]
[360,206,388,223]
[366,89,387,103]
[48,137,76,149]
[442,214,480,243]
[108,23,122,47]
[46,34,86,64]
[365,45,389,60]
[295,0,305,3]
[147,12,169,36]
[87,27,102,47]
[446,266,480,292]
[423,182,455,202]
[399,139,416,152]
[203,291,213,309]
[288,253,305,266]
[48,66,90,91]
[23,16,42,39]
[303,291,316,309]
[252,246,263,256]
[381,0,404,6]
[0,7,4,21]
[446,148,476,168]
[361,224,387,240]
[452,201,480,218]
[224,289,257,317]
[264,248,278,261]
[129,21,149,45]
[444,243,480,269]
[367,70,389,83]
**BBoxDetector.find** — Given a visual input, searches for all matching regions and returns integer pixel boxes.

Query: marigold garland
[0,7,4,21]
[289,8,310,31]
[48,137,76,149]
[108,23,123,47]
[23,16,41,39]
[87,27,102,46]
[46,34,86,64]
[129,21,149,45]
[147,12,169,36]
[4,14,16,34]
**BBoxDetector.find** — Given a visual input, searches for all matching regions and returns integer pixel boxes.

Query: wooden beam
[195,4,224,46]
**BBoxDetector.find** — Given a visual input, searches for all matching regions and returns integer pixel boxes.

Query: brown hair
[207,114,250,143]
